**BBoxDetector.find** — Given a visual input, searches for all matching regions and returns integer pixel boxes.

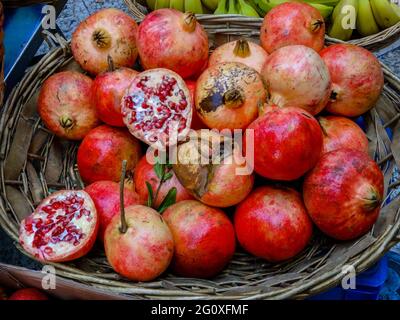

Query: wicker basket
[124,0,400,52]
[0,27,399,299]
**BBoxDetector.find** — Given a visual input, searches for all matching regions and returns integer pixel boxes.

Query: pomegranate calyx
[183,12,197,33]
[233,40,251,58]
[223,89,244,109]
[59,115,75,130]
[330,90,339,102]
[92,28,112,49]
[362,189,382,212]
[311,19,324,32]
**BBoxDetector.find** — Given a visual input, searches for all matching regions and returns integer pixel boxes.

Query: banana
[185,0,204,13]
[392,2,400,17]
[227,0,239,14]
[253,0,286,13]
[308,3,334,19]
[248,0,266,16]
[328,0,358,40]
[201,0,219,10]
[215,0,228,13]
[357,0,380,36]
[155,0,170,9]
[146,0,157,10]
[170,0,184,11]
[303,0,340,5]
[238,0,260,16]
[370,0,400,29]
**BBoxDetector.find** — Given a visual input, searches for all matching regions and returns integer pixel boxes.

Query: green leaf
[145,182,154,207]
[154,162,165,180]
[163,172,173,182]
[157,187,177,214]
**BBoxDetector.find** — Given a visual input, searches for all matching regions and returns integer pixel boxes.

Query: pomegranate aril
[44,247,53,255]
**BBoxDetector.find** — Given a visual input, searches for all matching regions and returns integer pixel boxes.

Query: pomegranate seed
[44,247,53,255]
[142,102,149,109]
[44,218,53,225]
[73,240,80,246]
[51,226,63,237]
[64,234,74,242]
[81,208,90,216]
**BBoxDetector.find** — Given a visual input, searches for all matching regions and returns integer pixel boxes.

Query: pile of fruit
[17,4,386,283]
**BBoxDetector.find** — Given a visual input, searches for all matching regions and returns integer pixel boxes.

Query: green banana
[252,0,286,13]
[247,0,266,16]
[357,0,380,36]
[303,0,340,5]
[238,0,260,16]
[215,0,228,13]
[392,2,400,17]
[227,0,239,13]
[170,0,184,11]
[309,3,334,19]
[146,0,157,10]
[155,0,170,9]
[201,0,219,11]
[370,0,400,29]
[185,0,204,13]
[329,0,358,40]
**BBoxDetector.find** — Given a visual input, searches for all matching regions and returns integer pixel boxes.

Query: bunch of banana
[213,0,260,15]
[148,0,205,13]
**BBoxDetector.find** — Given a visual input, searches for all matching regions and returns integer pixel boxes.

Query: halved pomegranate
[19,190,98,262]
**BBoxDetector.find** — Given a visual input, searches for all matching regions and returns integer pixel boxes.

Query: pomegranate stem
[119,160,128,234]
[107,55,115,72]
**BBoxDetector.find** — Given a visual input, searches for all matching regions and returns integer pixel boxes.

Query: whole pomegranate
[320,44,384,117]
[93,67,139,127]
[260,2,325,54]
[122,68,192,150]
[235,186,313,262]
[209,39,268,73]
[195,62,267,130]
[104,205,174,282]
[303,149,384,240]
[85,180,142,242]
[77,125,141,184]
[318,116,369,155]
[247,106,323,181]
[261,45,331,115]
[71,8,138,75]
[173,130,254,207]
[163,200,235,278]
[38,71,100,140]
[19,190,99,262]
[136,9,209,79]
[186,80,206,130]
[9,288,48,300]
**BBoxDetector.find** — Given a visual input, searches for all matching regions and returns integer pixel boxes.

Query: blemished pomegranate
[247,106,323,181]
[318,116,369,155]
[71,8,138,75]
[38,71,100,140]
[260,2,325,54]
[320,44,384,117]
[85,180,142,242]
[121,68,192,149]
[173,130,254,207]
[209,39,269,73]
[303,149,384,240]
[19,190,98,262]
[93,67,139,127]
[235,186,313,262]
[163,200,235,278]
[77,125,141,184]
[195,62,267,130]
[261,45,331,115]
[136,9,209,79]
[8,288,49,300]
[186,80,206,130]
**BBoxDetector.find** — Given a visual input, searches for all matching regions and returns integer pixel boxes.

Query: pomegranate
[19,190,98,262]
[260,2,325,54]
[186,80,206,130]
[209,39,268,73]
[71,8,138,75]
[163,200,235,278]
[195,62,267,130]
[8,288,48,300]
[77,125,141,184]
[235,186,313,262]
[318,116,369,155]
[122,68,192,150]
[261,45,330,115]
[93,66,139,127]
[320,44,384,117]
[38,71,100,140]
[303,149,384,240]
[173,130,254,207]
[247,106,323,181]
[136,9,209,79]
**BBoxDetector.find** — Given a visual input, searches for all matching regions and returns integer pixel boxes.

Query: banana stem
[119,160,128,234]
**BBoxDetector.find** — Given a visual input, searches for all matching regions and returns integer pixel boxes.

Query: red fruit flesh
[93,68,139,127]
[163,200,235,278]
[136,9,209,79]
[320,44,384,117]
[9,288,48,300]
[77,125,141,184]
[303,149,384,240]
[85,181,142,242]
[248,106,323,181]
[71,8,138,75]
[104,205,174,282]
[318,116,369,155]
[235,186,313,262]
[260,2,325,54]
[38,71,100,140]
[185,80,206,130]
[19,190,98,262]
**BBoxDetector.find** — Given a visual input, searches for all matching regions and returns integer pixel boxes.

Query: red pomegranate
[209,39,268,73]
[303,149,384,240]
[85,181,142,242]
[121,68,192,150]
[186,80,206,130]
[195,62,267,130]
[71,8,138,75]
[320,44,384,117]
[235,186,313,262]
[318,116,369,155]
[261,45,331,115]
[38,71,100,140]
[9,288,48,300]
[77,125,141,184]
[93,67,139,127]
[247,106,323,181]
[104,204,174,281]
[136,9,209,79]
[19,190,98,262]
[260,2,325,54]
[163,200,235,278]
